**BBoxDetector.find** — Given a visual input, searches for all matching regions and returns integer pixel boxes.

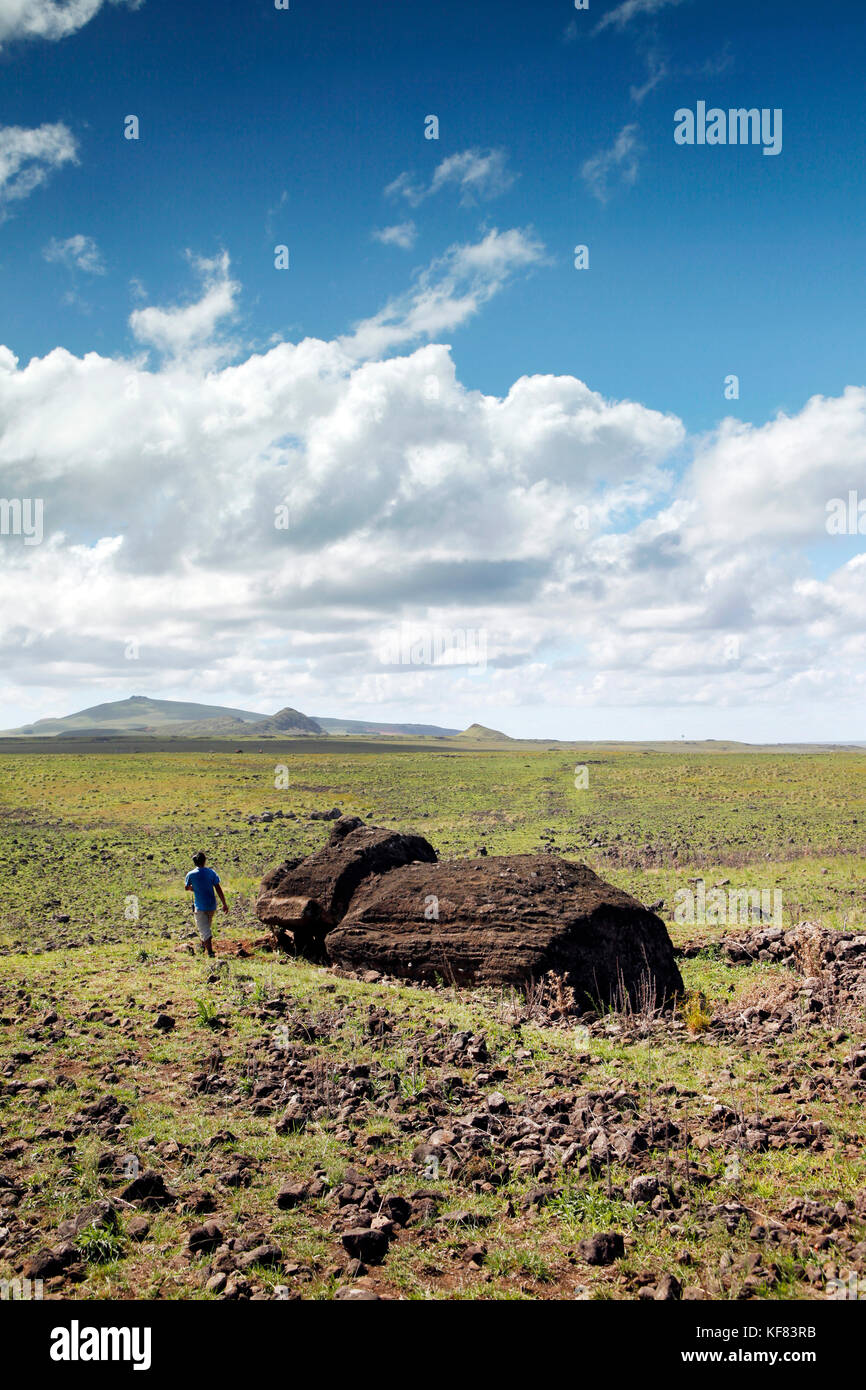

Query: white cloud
[341,227,546,360]
[0,251,865,738]
[630,49,668,103]
[581,123,642,203]
[0,0,141,47]
[594,0,689,35]
[386,148,515,208]
[43,233,105,274]
[0,123,78,216]
[129,251,239,364]
[372,222,417,250]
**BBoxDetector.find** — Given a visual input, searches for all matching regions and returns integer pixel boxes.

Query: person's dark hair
[192,851,207,867]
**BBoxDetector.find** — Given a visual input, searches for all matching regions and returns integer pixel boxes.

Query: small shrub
[682,990,712,1034]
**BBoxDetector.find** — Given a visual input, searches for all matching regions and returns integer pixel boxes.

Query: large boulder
[255,820,437,956]
[325,854,683,1008]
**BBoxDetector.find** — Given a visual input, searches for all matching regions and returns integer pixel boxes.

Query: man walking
[184,851,228,957]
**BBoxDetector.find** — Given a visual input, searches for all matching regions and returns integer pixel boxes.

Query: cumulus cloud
[0,249,864,736]
[372,222,417,250]
[581,124,642,203]
[43,233,105,274]
[386,149,515,208]
[0,123,78,216]
[129,251,239,364]
[0,0,141,47]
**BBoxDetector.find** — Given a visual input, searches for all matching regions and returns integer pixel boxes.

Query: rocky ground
[1,911,865,1301]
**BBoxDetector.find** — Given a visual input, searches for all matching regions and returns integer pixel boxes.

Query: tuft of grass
[193,996,220,1029]
[548,1183,641,1231]
[682,990,713,1034]
[75,1223,126,1265]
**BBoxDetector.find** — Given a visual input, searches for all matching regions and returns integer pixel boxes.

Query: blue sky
[3,0,865,429]
[0,0,865,739]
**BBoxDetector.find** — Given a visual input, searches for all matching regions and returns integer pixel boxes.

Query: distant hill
[455,723,512,741]
[154,708,324,738]
[3,696,456,740]
[239,707,323,736]
[315,716,460,737]
[7,695,266,736]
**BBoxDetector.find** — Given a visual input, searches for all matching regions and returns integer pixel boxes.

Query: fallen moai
[255,816,437,958]
[327,854,683,1007]
[256,820,683,1007]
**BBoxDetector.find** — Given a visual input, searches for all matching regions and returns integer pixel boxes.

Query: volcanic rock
[654,1273,682,1300]
[276,1182,309,1210]
[187,1221,224,1256]
[120,1170,176,1208]
[326,854,683,1008]
[256,823,437,956]
[23,1242,79,1279]
[328,815,365,844]
[57,1200,119,1241]
[341,1227,390,1265]
[578,1231,625,1265]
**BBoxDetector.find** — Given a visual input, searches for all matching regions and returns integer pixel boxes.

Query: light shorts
[194,910,215,942]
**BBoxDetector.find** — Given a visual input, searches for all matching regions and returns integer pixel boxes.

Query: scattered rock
[237,1242,282,1270]
[23,1242,79,1278]
[57,1200,118,1241]
[341,1227,390,1265]
[578,1231,625,1266]
[654,1272,681,1300]
[379,1196,411,1227]
[120,1170,177,1208]
[631,1175,661,1203]
[276,1182,309,1211]
[187,1221,224,1256]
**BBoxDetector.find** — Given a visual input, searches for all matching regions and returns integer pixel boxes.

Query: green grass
[0,744,864,1301]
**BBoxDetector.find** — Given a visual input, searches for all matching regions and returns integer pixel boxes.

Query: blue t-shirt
[185,866,220,912]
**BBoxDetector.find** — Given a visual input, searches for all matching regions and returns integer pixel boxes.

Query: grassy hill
[3,697,457,741]
[315,716,459,737]
[6,695,267,736]
[455,723,512,741]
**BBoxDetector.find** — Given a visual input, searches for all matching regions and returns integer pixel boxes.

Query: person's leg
[195,909,215,956]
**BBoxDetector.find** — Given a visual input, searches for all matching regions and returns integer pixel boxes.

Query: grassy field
[1,743,865,1301]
